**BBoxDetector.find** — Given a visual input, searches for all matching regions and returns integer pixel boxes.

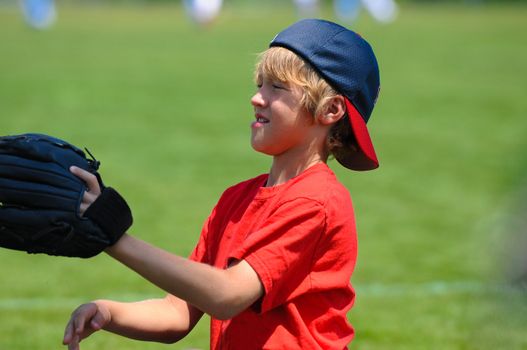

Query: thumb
[90,313,103,330]
[90,307,109,331]
[70,166,101,195]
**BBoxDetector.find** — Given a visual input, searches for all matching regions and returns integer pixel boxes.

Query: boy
[63,18,380,350]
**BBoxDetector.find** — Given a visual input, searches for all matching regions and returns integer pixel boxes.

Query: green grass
[1,2,527,349]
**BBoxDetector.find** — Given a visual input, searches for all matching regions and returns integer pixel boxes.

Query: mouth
[255,114,270,124]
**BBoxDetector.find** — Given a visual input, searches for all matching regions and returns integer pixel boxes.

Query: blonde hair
[255,47,338,118]
[254,46,357,157]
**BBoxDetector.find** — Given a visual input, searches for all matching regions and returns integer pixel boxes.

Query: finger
[63,320,73,344]
[73,312,87,335]
[83,191,98,204]
[79,202,89,216]
[74,166,101,195]
[70,166,101,195]
[68,334,80,350]
[79,192,99,215]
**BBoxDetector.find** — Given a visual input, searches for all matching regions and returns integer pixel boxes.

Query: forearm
[97,296,200,343]
[105,234,263,319]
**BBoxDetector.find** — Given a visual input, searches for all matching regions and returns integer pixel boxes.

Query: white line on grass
[0,281,525,310]
[355,280,526,297]
[0,293,160,311]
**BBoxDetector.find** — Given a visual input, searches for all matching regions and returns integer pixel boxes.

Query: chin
[250,141,274,156]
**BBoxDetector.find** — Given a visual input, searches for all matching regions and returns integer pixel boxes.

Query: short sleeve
[188,208,214,264]
[229,197,326,313]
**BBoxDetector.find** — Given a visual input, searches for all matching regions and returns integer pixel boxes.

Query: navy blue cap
[270,19,380,171]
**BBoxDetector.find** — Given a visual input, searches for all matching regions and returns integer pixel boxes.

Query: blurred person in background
[183,0,223,26]
[295,0,398,23]
[357,0,398,23]
[293,0,320,18]
[20,0,56,29]
[181,0,397,27]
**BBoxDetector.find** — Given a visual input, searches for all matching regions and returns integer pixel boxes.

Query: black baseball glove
[0,133,132,258]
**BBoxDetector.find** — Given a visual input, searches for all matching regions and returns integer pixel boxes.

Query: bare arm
[63,295,202,350]
[70,165,264,319]
[106,234,264,320]
[100,295,203,342]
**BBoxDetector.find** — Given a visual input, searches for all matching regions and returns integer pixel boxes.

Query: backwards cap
[270,19,380,171]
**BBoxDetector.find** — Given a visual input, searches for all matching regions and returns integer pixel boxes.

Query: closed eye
[272,82,289,91]
[255,78,289,91]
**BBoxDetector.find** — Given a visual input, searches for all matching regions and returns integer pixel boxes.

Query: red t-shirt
[190,163,357,350]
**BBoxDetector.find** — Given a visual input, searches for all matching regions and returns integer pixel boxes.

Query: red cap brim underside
[337,99,379,171]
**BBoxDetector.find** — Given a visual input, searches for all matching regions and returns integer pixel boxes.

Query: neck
[265,122,331,187]
[266,151,327,187]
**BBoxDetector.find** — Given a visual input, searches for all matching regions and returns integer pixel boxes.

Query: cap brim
[335,99,379,171]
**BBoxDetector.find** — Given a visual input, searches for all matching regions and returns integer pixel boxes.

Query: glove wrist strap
[84,187,133,245]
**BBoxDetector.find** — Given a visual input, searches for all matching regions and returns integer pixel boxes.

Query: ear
[317,95,347,126]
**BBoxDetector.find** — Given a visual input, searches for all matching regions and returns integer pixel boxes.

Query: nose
[251,90,265,108]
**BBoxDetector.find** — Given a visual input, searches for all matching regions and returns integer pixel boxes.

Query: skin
[63,73,346,350]
[251,75,346,186]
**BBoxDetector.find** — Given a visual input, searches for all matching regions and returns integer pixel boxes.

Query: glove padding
[0,133,132,258]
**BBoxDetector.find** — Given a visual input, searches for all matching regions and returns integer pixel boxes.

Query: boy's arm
[101,295,203,342]
[63,295,202,349]
[106,233,264,320]
[69,166,263,321]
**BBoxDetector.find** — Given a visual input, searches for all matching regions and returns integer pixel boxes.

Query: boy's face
[250,74,315,156]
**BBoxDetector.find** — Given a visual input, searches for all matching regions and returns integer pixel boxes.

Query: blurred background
[1,0,527,349]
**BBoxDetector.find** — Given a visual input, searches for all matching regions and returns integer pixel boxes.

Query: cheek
[251,125,301,156]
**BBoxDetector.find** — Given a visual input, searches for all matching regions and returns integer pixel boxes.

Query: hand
[70,166,101,216]
[63,302,110,350]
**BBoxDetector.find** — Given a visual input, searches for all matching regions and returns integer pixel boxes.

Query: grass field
[1,1,527,349]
